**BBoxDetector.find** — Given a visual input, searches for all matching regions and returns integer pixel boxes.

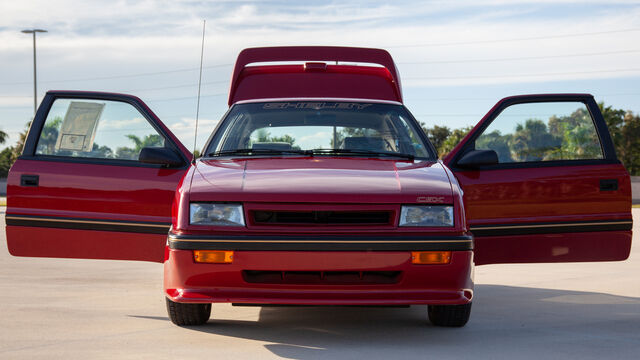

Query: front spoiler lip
[168,233,473,251]
[165,288,473,305]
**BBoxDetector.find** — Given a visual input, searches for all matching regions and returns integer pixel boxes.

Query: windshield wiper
[310,149,415,160]
[207,148,313,157]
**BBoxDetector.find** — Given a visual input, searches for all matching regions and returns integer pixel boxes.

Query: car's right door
[444,94,632,265]
[5,91,191,263]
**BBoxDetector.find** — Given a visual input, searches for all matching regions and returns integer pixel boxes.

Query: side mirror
[457,149,499,169]
[139,147,185,167]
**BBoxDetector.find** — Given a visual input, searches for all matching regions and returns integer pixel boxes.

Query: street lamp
[21,29,47,116]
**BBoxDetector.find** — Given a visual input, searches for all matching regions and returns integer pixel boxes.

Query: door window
[35,99,165,161]
[475,102,603,163]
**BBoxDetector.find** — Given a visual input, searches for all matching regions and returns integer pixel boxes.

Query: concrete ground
[0,208,638,359]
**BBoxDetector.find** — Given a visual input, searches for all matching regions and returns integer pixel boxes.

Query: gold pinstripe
[5,215,170,228]
[469,220,632,231]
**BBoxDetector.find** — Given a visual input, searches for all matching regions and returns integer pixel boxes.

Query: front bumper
[168,233,473,252]
[164,248,474,305]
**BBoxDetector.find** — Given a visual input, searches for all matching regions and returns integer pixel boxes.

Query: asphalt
[0,207,638,359]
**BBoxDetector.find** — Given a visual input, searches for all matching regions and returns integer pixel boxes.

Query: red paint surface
[175,157,465,235]
[450,159,631,265]
[7,226,166,262]
[164,249,473,305]
[6,159,186,261]
[474,230,631,265]
[229,46,402,105]
[191,158,453,204]
[8,159,186,222]
[457,163,631,225]
[232,65,400,104]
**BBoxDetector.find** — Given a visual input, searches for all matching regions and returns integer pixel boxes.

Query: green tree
[0,147,15,178]
[438,126,473,158]
[11,122,30,160]
[255,129,270,143]
[476,130,513,162]
[251,128,299,148]
[91,143,114,158]
[125,134,164,151]
[0,129,7,144]
[599,102,626,151]
[619,112,640,175]
[545,108,601,160]
[35,116,62,155]
[422,125,451,155]
[116,134,163,160]
[508,119,558,162]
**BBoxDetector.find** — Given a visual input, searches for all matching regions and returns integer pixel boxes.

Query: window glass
[35,99,165,161]
[206,102,434,159]
[475,102,603,162]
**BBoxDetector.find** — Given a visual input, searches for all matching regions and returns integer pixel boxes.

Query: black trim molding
[168,233,474,251]
[5,214,170,235]
[470,219,632,237]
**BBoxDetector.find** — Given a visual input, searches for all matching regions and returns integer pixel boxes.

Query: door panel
[445,94,633,265]
[5,91,191,262]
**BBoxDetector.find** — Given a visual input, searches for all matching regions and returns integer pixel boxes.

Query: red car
[5,47,633,327]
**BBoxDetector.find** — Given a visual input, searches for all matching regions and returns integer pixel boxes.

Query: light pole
[21,29,47,116]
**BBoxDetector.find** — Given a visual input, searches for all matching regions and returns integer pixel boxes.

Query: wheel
[166,297,211,326]
[428,302,472,327]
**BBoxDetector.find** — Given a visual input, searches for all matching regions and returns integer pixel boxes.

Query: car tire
[428,302,472,327]
[166,297,211,326]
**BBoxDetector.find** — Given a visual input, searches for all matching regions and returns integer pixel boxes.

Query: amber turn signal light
[193,250,234,264]
[411,251,451,265]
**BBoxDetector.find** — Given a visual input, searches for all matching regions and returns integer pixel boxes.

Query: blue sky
[1,0,639,151]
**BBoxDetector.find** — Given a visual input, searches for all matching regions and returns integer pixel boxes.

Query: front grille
[242,270,402,285]
[251,210,391,225]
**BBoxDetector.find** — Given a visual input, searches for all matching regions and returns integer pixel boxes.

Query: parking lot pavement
[0,210,638,360]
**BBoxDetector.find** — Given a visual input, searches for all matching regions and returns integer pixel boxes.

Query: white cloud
[100,116,146,130]
[0,96,31,106]
[169,117,220,150]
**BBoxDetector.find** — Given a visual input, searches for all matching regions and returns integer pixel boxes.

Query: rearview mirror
[139,147,185,167]
[457,149,499,169]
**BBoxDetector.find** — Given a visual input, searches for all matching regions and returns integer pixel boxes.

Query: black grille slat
[243,270,401,285]
[252,210,390,225]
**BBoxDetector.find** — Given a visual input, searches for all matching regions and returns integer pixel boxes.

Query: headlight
[190,203,245,226]
[399,205,454,227]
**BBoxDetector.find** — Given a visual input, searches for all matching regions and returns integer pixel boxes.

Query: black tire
[166,297,211,326]
[428,302,472,327]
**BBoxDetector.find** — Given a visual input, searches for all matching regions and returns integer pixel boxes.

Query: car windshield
[205,101,436,160]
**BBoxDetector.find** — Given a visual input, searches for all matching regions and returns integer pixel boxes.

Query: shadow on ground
[133,284,640,359]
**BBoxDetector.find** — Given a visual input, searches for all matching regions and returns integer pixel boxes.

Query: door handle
[20,174,39,187]
[599,179,618,191]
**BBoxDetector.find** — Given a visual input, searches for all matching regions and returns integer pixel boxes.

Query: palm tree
[116,134,164,160]
[0,129,7,144]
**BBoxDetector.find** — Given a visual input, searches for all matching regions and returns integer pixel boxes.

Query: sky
[1,0,639,151]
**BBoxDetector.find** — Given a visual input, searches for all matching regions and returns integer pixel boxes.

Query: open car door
[5,91,191,262]
[444,94,632,265]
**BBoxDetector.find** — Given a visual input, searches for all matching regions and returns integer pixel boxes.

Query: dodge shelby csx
[5,47,633,327]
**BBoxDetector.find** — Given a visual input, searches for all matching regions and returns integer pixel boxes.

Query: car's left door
[5,91,191,262]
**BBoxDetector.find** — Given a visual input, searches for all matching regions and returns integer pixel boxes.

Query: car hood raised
[189,157,453,204]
